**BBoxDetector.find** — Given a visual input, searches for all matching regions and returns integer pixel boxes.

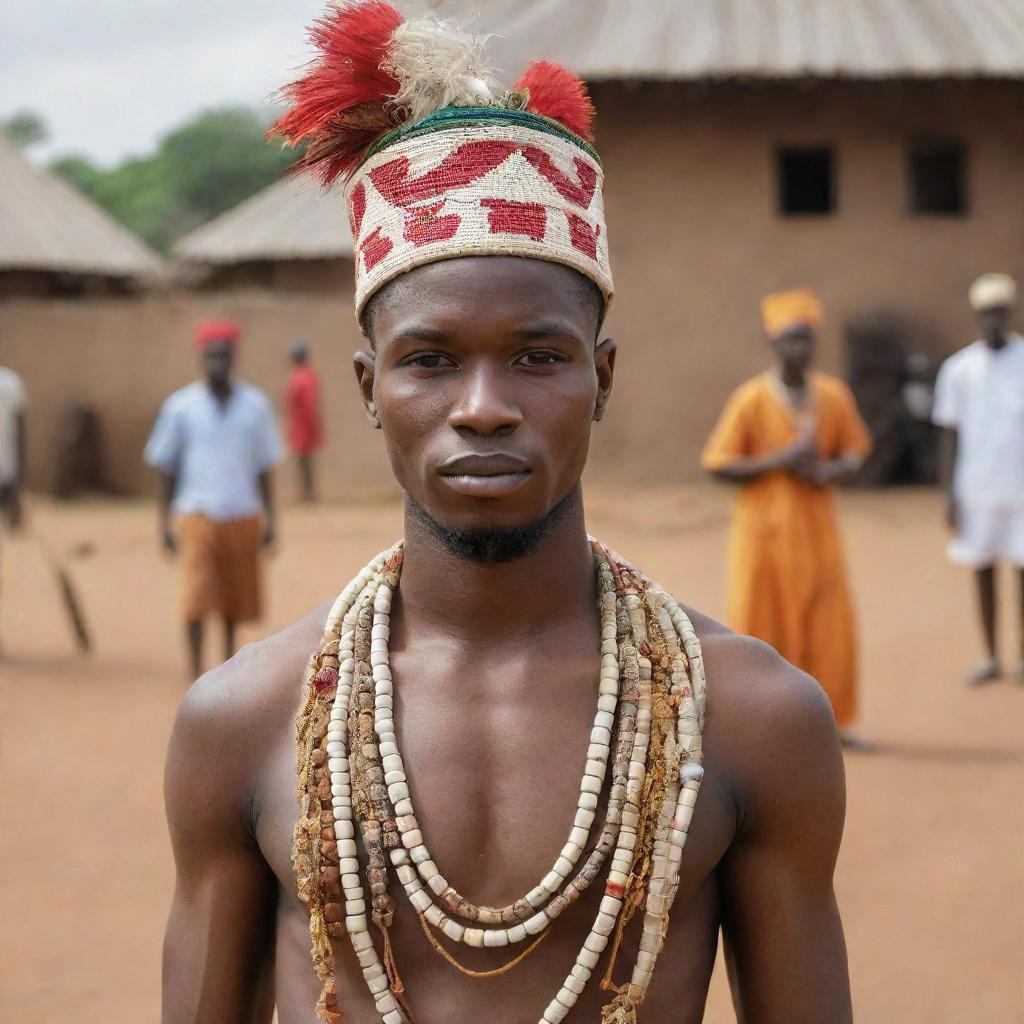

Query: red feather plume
[513,61,595,143]
[269,1,405,186]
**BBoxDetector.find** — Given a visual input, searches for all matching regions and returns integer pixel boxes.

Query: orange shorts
[177,513,263,624]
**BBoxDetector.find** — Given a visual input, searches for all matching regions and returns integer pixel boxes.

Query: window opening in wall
[777,146,835,215]
[908,138,967,215]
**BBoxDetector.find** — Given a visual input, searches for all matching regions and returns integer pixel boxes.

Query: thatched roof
[174,174,353,266]
[459,0,1024,81]
[0,136,163,280]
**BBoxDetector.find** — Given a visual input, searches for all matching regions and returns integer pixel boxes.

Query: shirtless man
[162,6,851,1022]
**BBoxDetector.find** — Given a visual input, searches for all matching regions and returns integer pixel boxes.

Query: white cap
[969,273,1017,311]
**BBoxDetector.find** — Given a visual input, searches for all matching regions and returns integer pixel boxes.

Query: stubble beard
[406,487,579,564]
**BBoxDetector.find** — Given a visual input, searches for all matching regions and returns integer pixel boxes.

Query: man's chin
[405,490,578,564]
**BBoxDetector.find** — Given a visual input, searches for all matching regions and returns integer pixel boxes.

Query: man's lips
[437,453,533,497]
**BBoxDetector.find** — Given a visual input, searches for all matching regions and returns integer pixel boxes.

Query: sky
[0,0,355,167]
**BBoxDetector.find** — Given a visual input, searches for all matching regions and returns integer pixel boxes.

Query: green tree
[2,110,48,148]
[49,155,104,196]
[159,107,295,222]
[48,105,299,252]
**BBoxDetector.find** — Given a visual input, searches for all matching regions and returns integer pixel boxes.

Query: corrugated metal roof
[173,173,353,265]
[0,136,163,279]
[439,0,1024,80]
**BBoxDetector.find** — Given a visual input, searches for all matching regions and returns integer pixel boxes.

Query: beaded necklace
[292,540,706,1024]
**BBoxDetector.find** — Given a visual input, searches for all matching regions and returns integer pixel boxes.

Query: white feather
[385,15,499,123]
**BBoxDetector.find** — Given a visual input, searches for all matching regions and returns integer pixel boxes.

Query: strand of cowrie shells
[302,542,705,1024]
[367,548,637,948]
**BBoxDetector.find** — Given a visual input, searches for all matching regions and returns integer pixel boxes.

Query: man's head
[194,319,240,389]
[274,4,617,560]
[770,324,816,374]
[354,256,614,561]
[290,341,310,366]
[761,288,822,375]
[200,340,235,388]
[969,273,1016,346]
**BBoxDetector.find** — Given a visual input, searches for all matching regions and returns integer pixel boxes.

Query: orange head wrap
[761,288,823,339]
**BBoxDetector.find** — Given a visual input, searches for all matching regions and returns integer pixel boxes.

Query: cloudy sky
[0,0,365,166]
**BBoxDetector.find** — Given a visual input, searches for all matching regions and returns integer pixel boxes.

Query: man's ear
[593,337,617,422]
[353,350,380,429]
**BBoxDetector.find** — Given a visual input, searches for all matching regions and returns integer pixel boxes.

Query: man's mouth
[438,453,533,497]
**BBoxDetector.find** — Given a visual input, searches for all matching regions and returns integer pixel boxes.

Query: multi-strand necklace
[292,540,706,1024]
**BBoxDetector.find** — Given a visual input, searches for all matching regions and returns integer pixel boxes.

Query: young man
[0,348,27,652]
[285,340,324,502]
[145,319,282,679]
[162,7,851,1022]
[702,289,872,748]
[933,273,1024,685]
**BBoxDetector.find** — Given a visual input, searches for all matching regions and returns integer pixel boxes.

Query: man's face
[201,340,235,386]
[977,304,1011,342]
[771,324,816,373]
[355,257,614,536]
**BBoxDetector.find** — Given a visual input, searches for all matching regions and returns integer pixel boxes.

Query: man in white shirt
[0,360,26,527]
[0,352,27,652]
[933,273,1024,685]
[145,320,283,678]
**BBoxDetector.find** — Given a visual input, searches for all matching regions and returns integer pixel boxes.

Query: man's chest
[259,650,735,1023]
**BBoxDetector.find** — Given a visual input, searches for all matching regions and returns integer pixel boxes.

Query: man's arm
[258,471,276,548]
[716,641,852,1023]
[163,671,278,1023]
[158,472,178,553]
[938,427,959,531]
[709,442,812,484]
[7,410,26,528]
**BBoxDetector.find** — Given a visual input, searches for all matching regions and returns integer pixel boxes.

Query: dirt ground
[1,486,1022,1023]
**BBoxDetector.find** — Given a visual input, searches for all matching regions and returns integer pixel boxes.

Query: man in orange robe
[702,289,872,746]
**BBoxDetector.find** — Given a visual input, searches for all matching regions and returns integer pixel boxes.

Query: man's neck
[207,379,233,403]
[984,332,1009,351]
[396,492,597,644]
[776,364,808,390]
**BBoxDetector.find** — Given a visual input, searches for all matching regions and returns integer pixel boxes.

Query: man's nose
[448,363,523,437]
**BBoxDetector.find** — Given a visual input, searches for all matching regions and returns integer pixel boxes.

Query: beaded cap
[271,1,613,318]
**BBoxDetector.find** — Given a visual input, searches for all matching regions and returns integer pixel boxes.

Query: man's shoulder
[728,375,768,404]
[235,379,274,410]
[691,610,832,725]
[0,366,25,395]
[161,381,205,415]
[683,606,838,793]
[812,372,855,400]
[939,341,983,375]
[171,605,331,761]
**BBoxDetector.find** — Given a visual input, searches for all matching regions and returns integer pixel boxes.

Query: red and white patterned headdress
[272,1,612,319]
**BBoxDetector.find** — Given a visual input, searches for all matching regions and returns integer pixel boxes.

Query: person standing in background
[0,346,27,652]
[702,288,873,747]
[145,319,283,679]
[0,348,26,532]
[933,273,1024,686]
[285,340,324,502]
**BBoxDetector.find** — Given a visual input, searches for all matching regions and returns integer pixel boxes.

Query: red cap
[194,319,241,348]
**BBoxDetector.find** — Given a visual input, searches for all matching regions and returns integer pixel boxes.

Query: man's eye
[518,351,564,366]
[407,354,452,369]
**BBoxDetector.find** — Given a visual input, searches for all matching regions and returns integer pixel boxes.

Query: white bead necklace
[295,540,706,1024]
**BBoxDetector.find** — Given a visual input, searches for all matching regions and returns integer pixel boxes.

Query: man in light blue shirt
[145,319,283,678]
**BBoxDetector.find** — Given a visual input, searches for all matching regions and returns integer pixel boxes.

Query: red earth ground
[1,486,1022,1022]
